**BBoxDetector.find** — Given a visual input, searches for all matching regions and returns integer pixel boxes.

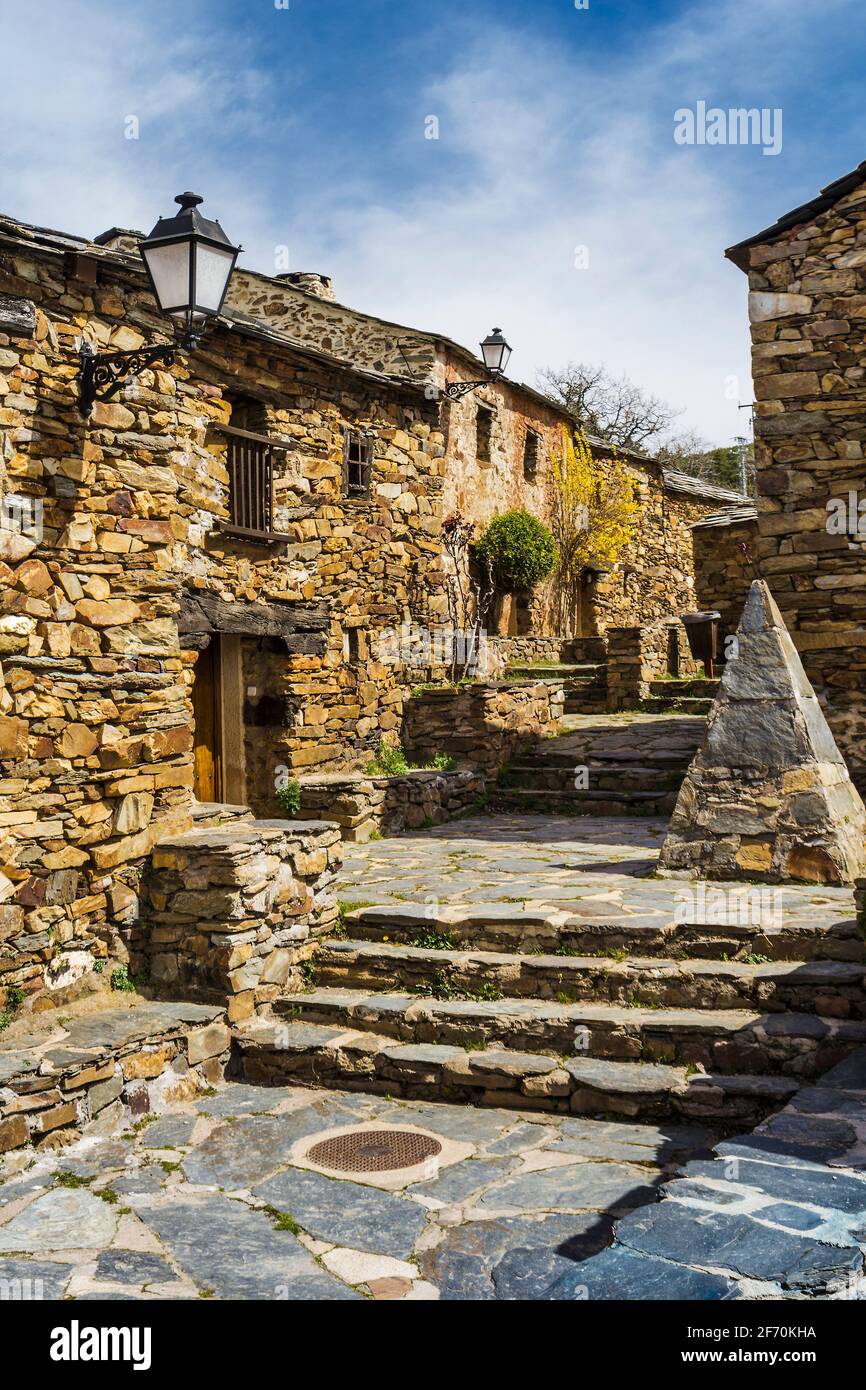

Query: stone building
[228,262,746,637]
[0,210,449,999]
[0,200,746,1005]
[726,160,866,792]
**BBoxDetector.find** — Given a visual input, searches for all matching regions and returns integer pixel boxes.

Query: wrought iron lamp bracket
[441,378,494,401]
[78,341,176,417]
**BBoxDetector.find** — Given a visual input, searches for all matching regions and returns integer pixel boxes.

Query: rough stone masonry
[659,579,866,885]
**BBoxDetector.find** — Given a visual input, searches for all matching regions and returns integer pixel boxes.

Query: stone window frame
[475,402,495,465]
[522,428,540,481]
[342,428,374,499]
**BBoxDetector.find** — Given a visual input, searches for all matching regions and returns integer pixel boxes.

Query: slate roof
[661,470,750,505]
[691,502,758,530]
[725,160,866,271]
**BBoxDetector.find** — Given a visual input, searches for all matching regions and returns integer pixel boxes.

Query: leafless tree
[537,362,681,452]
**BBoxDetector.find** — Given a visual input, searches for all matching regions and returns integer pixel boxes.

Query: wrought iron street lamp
[442,328,513,401]
[78,192,241,417]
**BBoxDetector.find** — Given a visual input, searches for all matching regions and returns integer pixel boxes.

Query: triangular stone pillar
[658,580,866,884]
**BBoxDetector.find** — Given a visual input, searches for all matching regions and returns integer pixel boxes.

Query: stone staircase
[491,712,706,817]
[640,676,720,716]
[233,902,866,1128]
[505,637,608,715]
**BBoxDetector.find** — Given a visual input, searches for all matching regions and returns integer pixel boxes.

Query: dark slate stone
[716,1135,849,1168]
[615,1202,863,1291]
[254,1167,428,1259]
[369,1101,510,1145]
[482,1123,550,1157]
[193,1083,297,1117]
[475,1162,658,1214]
[182,1115,301,1189]
[761,1203,825,1233]
[0,1257,75,1300]
[141,1114,198,1149]
[140,1196,357,1300]
[819,1048,866,1092]
[761,1113,858,1155]
[679,1157,866,1216]
[409,1159,511,1204]
[417,1213,613,1300]
[662,1178,744,1208]
[548,1245,738,1301]
[95,1249,175,1286]
[112,1166,171,1197]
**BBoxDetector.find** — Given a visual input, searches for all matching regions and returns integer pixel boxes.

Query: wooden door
[193,636,223,803]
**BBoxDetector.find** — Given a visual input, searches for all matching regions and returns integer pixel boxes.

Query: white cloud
[0,0,857,445]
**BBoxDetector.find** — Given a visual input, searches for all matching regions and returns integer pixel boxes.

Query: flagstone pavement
[1,813,862,1302]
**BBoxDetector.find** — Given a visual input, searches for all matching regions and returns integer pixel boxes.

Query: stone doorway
[192,634,246,805]
[192,635,223,802]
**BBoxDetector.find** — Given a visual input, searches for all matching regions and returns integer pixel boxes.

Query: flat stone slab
[182,1115,304,1189]
[549,1245,738,1301]
[615,1202,864,1292]
[418,1212,613,1300]
[140,1195,358,1300]
[565,1056,683,1095]
[0,1257,76,1299]
[254,1166,428,1259]
[475,1162,658,1214]
[95,1249,176,1286]
[0,1188,117,1252]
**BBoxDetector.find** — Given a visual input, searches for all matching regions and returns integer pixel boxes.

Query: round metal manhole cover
[305,1128,443,1173]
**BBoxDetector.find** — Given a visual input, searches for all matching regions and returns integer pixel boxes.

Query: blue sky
[1,0,864,444]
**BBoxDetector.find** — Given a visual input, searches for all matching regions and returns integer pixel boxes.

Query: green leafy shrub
[429,752,455,771]
[475,510,558,594]
[276,778,301,817]
[110,966,136,994]
[366,742,410,776]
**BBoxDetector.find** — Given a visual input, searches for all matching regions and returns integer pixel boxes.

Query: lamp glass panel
[194,243,236,312]
[141,240,192,313]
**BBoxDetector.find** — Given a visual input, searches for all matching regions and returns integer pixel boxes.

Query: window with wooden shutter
[343,429,373,498]
[217,395,283,541]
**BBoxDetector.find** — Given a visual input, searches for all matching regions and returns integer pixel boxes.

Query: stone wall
[0,216,444,1001]
[297,769,485,841]
[583,471,726,636]
[729,176,866,791]
[0,999,229,1155]
[692,509,758,643]
[140,820,341,1022]
[491,635,607,666]
[403,680,565,772]
[607,620,700,711]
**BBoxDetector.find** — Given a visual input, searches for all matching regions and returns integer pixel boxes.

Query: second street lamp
[78,191,241,417]
[442,327,513,401]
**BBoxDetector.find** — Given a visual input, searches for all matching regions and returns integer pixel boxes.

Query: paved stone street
[335,813,854,924]
[0,1082,714,1301]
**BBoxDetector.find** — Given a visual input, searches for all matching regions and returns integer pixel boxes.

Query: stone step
[277,987,866,1078]
[503,762,683,791]
[640,696,715,714]
[648,679,720,699]
[315,939,866,1017]
[506,663,605,680]
[234,1017,799,1123]
[490,787,676,817]
[343,904,866,964]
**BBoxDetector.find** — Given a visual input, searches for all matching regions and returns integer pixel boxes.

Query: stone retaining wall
[492,635,607,666]
[606,620,700,710]
[0,999,229,1155]
[403,680,565,772]
[297,769,485,841]
[140,819,341,1022]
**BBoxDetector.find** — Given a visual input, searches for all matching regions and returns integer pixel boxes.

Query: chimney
[275,271,336,302]
[93,227,145,253]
